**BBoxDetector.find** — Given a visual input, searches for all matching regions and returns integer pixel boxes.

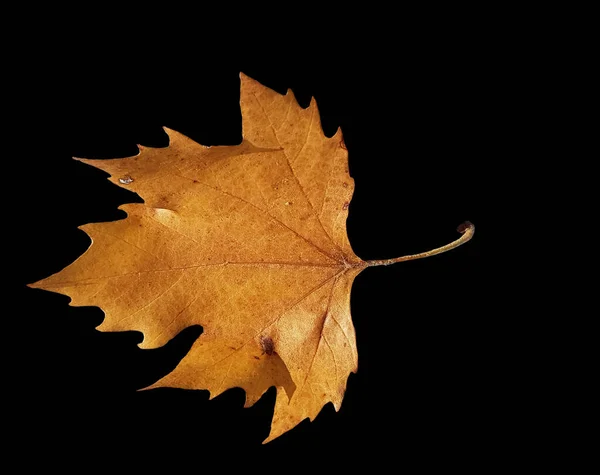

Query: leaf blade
[31,73,363,442]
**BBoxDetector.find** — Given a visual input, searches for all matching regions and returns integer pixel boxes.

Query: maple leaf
[30,73,474,442]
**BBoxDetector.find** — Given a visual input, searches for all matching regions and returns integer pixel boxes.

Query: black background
[13,26,493,468]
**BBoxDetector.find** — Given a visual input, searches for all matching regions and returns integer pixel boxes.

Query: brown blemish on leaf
[119,175,134,184]
[260,335,275,356]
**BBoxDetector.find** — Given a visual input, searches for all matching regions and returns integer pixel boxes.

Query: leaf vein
[201,269,342,372]
[250,91,345,258]
[150,294,201,346]
[94,229,163,263]
[192,179,339,263]
[38,261,342,288]
[322,334,337,390]
[116,270,185,325]
[296,274,339,397]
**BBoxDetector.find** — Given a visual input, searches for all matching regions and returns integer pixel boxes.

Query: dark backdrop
[13,33,491,467]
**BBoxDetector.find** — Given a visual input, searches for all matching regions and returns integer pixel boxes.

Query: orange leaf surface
[30,73,474,442]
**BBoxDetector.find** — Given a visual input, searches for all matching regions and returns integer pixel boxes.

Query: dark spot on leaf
[342,182,348,188]
[260,335,275,356]
[343,201,349,210]
[254,356,260,360]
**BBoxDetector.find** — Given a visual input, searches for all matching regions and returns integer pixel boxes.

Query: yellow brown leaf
[30,73,474,442]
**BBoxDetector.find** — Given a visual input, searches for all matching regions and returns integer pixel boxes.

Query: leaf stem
[365,221,475,267]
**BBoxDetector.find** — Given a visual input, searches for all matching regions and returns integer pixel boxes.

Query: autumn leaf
[30,73,474,442]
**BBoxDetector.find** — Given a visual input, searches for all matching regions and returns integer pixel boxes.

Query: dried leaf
[30,73,473,442]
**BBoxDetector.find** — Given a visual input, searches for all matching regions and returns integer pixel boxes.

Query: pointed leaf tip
[239,72,256,86]
[72,156,95,167]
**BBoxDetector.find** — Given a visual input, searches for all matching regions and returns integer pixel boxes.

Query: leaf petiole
[366,221,475,267]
